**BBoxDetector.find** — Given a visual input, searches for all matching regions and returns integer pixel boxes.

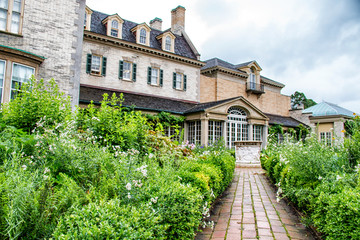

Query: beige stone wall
[200,75,216,102]
[81,40,201,102]
[318,122,334,132]
[200,73,291,116]
[0,0,85,106]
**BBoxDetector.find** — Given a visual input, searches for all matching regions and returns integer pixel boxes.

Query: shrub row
[0,78,235,239]
[261,127,360,240]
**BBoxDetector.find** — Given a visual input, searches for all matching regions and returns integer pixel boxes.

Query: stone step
[236,162,261,168]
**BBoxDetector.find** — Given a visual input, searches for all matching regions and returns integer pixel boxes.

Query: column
[248,123,253,141]
[261,125,268,149]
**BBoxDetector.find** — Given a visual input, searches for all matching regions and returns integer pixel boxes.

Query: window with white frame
[249,67,256,90]
[140,28,146,44]
[151,68,159,85]
[253,125,263,141]
[227,106,248,148]
[0,60,5,103]
[10,62,34,99]
[84,12,87,27]
[164,123,184,142]
[320,132,332,146]
[0,0,23,34]
[208,121,223,145]
[188,121,201,145]
[111,20,119,37]
[165,36,171,51]
[173,72,186,91]
[91,55,101,73]
[86,54,107,76]
[123,61,131,80]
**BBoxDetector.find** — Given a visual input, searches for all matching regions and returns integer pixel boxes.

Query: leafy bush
[261,121,360,239]
[1,77,71,133]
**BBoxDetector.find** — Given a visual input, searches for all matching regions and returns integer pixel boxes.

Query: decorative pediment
[156,30,176,52]
[204,96,269,124]
[102,14,124,39]
[236,60,262,72]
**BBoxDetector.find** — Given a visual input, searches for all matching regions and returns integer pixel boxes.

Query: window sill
[174,88,185,91]
[121,78,133,82]
[88,72,103,77]
[0,30,23,37]
[150,83,161,87]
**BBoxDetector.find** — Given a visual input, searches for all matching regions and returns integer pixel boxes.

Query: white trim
[10,61,35,100]
[0,59,5,104]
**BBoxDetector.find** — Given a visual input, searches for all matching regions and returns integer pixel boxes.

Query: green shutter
[119,60,123,79]
[183,74,187,91]
[86,54,92,73]
[147,67,151,84]
[132,63,137,82]
[160,69,163,87]
[173,72,176,89]
[101,57,107,76]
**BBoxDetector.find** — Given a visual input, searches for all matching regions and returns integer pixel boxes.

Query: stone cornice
[0,44,45,64]
[201,66,248,78]
[84,31,205,67]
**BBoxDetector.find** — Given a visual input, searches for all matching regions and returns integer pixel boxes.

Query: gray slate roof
[265,113,306,128]
[80,85,197,114]
[303,101,355,117]
[184,97,239,114]
[90,10,197,60]
[201,57,285,88]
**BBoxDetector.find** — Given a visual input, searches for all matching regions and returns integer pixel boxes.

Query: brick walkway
[195,167,315,240]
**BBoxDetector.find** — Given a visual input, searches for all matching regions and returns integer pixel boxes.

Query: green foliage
[290,91,317,109]
[0,77,72,133]
[261,128,360,239]
[0,79,236,239]
[344,115,360,168]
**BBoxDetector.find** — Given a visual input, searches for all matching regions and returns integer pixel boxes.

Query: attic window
[111,20,119,37]
[140,28,146,44]
[165,36,171,51]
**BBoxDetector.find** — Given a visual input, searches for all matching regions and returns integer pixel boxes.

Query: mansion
[0,0,304,148]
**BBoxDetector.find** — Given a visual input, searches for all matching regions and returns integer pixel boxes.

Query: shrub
[1,77,72,133]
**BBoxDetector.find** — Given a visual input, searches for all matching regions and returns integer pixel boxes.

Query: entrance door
[227,107,248,148]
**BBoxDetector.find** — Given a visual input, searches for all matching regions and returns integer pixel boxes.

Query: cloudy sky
[86,0,360,113]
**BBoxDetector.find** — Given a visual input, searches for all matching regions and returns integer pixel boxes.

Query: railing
[246,82,265,94]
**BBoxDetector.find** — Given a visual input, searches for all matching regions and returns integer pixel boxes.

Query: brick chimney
[171,5,185,35]
[150,17,162,31]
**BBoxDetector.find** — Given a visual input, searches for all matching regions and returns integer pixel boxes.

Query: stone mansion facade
[0,0,303,148]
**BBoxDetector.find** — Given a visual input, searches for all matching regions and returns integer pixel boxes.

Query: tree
[291,91,317,109]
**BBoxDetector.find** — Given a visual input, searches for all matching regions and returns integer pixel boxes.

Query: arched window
[249,67,256,89]
[227,106,248,148]
[165,36,171,51]
[140,28,146,44]
[111,20,119,37]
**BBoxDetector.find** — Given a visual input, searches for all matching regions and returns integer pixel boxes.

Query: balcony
[246,82,265,94]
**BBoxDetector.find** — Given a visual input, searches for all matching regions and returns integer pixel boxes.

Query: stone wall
[200,73,291,116]
[0,0,85,106]
[81,40,201,102]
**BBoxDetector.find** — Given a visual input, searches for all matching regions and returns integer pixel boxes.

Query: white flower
[44,167,50,174]
[318,176,323,180]
[43,175,49,180]
[276,197,280,202]
[125,183,132,190]
[127,192,131,199]
[21,165,27,170]
[149,153,155,159]
[336,175,342,181]
[151,197,158,204]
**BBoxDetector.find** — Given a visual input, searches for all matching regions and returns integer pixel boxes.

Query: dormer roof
[235,60,262,71]
[101,14,123,25]
[130,22,151,32]
[88,10,198,60]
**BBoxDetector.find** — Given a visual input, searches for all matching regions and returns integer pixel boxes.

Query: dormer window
[131,23,151,46]
[111,20,119,37]
[102,14,123,39]
[140,28,146,44]
[156,31,176,52]
[84,6,93,31]
[165,36,171,51]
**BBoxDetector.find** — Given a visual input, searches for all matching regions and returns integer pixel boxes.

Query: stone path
[195,167,315,240]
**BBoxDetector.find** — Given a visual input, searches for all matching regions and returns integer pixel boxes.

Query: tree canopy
[291,91,317,109]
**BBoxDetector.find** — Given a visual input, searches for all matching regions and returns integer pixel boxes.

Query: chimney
[150,17,162,31]
[171,5,185,35]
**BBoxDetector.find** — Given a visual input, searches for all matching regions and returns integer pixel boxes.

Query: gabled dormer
[236,61,264,94]
[156,30,176,53]
[131,23,151,46]
[102,14,124,39]
[84,6,93,31]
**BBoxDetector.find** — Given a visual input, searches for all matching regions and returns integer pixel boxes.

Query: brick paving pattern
[195,167,315,240]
